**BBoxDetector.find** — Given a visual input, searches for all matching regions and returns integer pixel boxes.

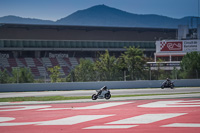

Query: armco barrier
[0,79,200,92]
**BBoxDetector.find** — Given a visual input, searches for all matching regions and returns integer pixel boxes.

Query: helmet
[166,78,169,81]
[103,86,107,90]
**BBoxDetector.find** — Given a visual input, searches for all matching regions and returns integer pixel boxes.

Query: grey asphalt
[0,87,200,98]
[0,93,199,106]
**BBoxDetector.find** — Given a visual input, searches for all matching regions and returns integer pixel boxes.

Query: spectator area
[0,57,95,78]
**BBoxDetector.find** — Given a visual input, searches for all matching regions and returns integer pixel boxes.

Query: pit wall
[0,79,200,92]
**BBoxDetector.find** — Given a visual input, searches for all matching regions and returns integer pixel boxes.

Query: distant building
[155,40,200,62]
[148,25,200,71]
[0,23,177,78]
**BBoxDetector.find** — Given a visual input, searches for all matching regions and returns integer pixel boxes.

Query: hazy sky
[0,0,199,21]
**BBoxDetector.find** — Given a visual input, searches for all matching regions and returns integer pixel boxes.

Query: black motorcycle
[161,81,175,89]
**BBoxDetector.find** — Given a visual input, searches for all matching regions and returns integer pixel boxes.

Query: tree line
[65,47,200,82]
[66,47,146,82]
[0,67,34,84]
[0,47,200,83]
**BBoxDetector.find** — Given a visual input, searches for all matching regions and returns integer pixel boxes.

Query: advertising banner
[49,53,68,58]
[156,40,200,53]
[0,53,9,58]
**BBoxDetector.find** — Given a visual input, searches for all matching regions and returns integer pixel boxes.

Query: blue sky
[0,0,198,21]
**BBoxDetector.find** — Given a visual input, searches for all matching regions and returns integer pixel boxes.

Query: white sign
[0,53,9,58]
[49,53,68,58]
[183,40,198,51]
[156,40,200,53]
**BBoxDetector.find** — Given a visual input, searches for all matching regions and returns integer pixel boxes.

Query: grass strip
[0,96,90,102]
[0,92,199,102]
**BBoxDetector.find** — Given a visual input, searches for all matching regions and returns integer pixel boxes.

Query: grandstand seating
[63,58,72,66]
[69,58,79,68]
[41,58,52,67]
[49,58,59,66]
[30,67,40,76]
[0,57,95,78]
[57,58,70,68]
[37,66,47,77]
[16,58,25,67]
[0,58,9,67]
[8,58,17,67]
[25,58,35,67]
[33,58,43,66]
[18,58,27,66]
[62,66,70,75]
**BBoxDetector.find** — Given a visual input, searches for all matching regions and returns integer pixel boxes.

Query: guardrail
[0,79,200,92]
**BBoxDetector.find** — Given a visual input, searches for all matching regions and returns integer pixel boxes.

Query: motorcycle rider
[164,78,171,86]
[97,86,107,95]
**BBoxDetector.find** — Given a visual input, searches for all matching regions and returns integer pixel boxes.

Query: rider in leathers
[98,86,107,95]
[163,78,172,86]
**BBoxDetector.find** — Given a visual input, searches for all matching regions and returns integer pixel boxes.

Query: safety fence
[0,79,200,92]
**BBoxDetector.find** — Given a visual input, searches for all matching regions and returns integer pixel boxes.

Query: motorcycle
[161,81,175,89]
[92,88,111,100]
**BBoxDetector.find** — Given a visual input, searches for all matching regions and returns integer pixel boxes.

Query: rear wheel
[92,94,97,100]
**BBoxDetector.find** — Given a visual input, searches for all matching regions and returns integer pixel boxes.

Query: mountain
[0,15,54,25]
[0,5,193,28]
[56,5,191,28]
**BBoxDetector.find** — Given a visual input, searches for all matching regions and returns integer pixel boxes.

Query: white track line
[39,102,133,111]
[0,115,114,126]
[107,113,186,124]
[84,125,137,129]
[162,123,200,127]
[38,115,114,125]
[74,102,133,109]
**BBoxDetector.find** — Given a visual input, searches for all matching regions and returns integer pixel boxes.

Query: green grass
[0,92,199,102]
[112,92,200,98]
[0,96,90,102]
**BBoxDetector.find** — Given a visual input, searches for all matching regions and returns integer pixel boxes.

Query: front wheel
[92,94,97,100]
[105,93,111,100]
[161,85,164,89]
[170,84,174,89]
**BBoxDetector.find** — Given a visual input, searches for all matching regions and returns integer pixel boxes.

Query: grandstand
[0,23,177,79]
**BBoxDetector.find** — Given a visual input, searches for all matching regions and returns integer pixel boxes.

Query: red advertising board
[160,41,183,51]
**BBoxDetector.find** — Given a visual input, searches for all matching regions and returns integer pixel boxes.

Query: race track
[0,87,200,98]
[0,98,200,133]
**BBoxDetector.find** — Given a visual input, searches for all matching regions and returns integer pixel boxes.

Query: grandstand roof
[0,23,177,32]
[0,23,177,41]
